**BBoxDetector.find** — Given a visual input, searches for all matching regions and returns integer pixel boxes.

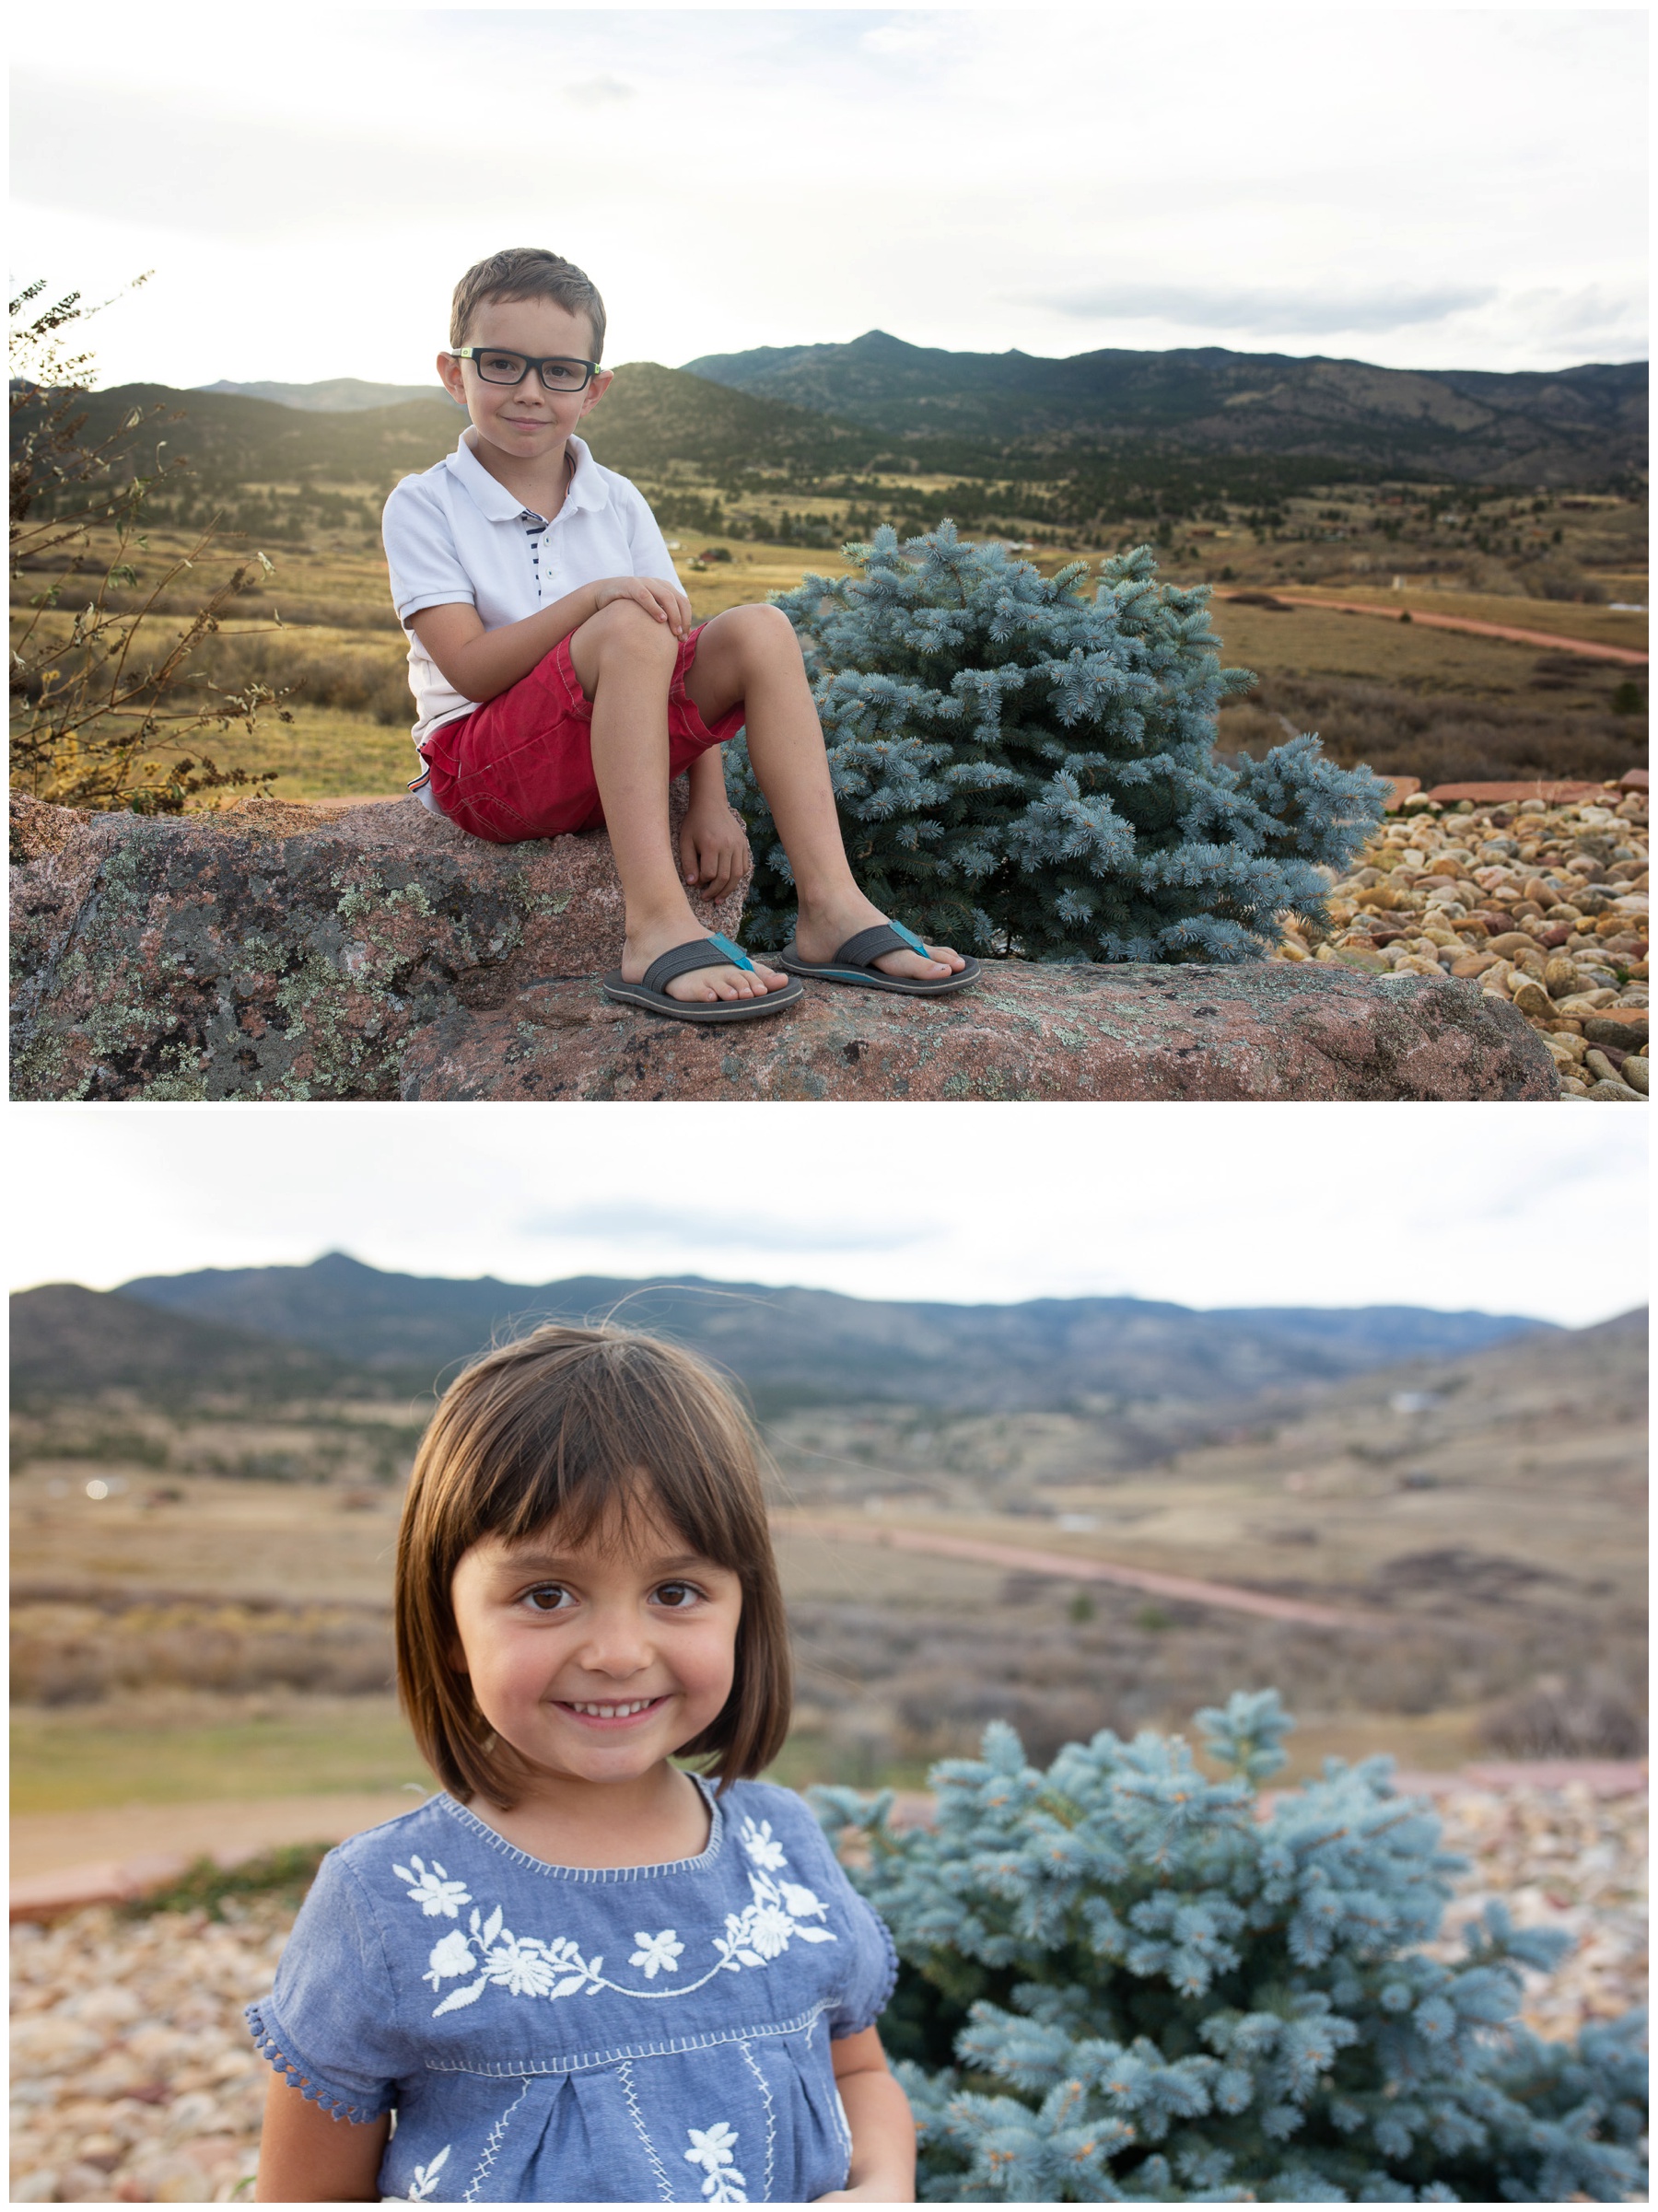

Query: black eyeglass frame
[447,347,601,392]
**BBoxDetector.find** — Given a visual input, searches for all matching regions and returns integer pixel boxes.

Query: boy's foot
[620,918,792,1004]
[792,893,966,983]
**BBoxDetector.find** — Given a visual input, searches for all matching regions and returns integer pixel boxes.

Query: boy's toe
[873,946,952,980]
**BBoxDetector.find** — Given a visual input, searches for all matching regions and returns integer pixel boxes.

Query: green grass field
[16,513,1644,803]
[6,1701,938,1815]
[10,1699,426,1815]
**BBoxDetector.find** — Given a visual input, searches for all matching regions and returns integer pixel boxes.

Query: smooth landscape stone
[397,960,1559,1102]
[10,790,744,1101]
[1279,787,1648,1101]
[1584,1077,1645,1101]
[1584,1010,1649,1049]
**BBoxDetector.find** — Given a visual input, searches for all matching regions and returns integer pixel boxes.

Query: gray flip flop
[601,933,803,1023]
[776,922,981,996]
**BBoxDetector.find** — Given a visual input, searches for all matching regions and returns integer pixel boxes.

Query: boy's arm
[817,2028,917,2203]
[255,2073,391,2201]
[409,573,693,707]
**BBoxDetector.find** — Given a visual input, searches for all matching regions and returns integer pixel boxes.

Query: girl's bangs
[473,1356,757,1576]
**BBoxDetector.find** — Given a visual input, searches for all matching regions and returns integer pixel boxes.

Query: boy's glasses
[448,347,599,392]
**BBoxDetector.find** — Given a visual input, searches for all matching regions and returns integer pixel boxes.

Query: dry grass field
[16,488,1644,805]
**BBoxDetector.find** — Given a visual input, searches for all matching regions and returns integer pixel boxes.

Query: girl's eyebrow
[495,1547,715,1575]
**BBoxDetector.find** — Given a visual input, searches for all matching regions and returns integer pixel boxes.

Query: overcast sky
[11,6,1647,391]
[8,1104,1647,1328]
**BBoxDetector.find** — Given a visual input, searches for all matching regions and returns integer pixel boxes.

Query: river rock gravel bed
[8,1781,1646,2201]
[1271,786,1649,1099]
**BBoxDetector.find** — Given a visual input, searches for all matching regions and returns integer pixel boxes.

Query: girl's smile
[556,1693,671,1725]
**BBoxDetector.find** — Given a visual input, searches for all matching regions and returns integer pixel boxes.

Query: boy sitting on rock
[383,245,977,1023]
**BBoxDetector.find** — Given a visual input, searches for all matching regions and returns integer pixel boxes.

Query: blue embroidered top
[246,1780,897,2205]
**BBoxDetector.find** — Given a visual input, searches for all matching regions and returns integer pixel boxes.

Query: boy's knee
[578,599,680,662]
[718,600,800,666]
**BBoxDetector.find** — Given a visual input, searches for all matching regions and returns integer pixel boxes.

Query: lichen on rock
[9,787,744,1102]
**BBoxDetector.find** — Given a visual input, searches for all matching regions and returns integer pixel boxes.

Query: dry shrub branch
[9,277,290,817]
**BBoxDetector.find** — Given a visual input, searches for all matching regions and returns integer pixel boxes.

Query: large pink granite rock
[11,787,744,1100]
[398,960,1559,1101]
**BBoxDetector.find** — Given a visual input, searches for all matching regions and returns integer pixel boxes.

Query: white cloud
[564,74,637,103]
[7,1104,1647,1331]
[1037,283,1503,341]
[8,8,1648,386]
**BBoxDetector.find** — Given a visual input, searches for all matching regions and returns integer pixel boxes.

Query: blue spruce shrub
[725,527,1386,960]
[812,1692,1646,2203]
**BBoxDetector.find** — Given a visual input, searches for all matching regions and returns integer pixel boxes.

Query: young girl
[247,1327,915,2205]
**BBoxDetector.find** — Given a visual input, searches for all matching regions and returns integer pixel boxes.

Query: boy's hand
[590,574,694,639]
[680,796,752,901]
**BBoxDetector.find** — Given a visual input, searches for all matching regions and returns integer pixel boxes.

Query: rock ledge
[12,794,1558,1102]
[401,959,1556,1102]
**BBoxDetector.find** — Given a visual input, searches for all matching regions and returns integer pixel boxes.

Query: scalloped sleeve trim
[245,2000,393,2125]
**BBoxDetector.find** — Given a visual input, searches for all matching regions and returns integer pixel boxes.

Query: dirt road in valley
[1260,592,1650,665]
[776,1516,1389,1629]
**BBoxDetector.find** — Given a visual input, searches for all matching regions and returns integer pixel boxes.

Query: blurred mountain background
[10,1264,1645,1814]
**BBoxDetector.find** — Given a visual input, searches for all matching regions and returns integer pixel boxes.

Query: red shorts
[419,623,743,844]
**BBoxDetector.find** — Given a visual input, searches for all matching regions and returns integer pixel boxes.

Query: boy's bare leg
[567,602,789,1003]
[683,604,965,981]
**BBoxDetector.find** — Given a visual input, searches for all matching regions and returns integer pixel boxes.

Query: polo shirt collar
[446,428,604,524]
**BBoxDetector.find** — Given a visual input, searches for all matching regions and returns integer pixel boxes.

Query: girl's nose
[571,1609,654,1676]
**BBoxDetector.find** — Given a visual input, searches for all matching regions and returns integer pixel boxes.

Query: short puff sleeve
[246,1849,405,2123]
[793,1814,900,2041]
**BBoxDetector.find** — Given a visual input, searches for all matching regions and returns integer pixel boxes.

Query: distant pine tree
[813,1692,1648,2205]
[725,525,1385,959]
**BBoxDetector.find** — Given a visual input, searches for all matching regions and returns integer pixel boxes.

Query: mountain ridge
[682,330,1648,485]
[102,1252,1555,1416]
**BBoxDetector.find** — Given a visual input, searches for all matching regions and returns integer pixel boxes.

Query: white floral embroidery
[422,1904,606,2017]
[394,1856,473,1918]
[684,2120,748,2203]
[396,1816,834,2020]
[425,1930,477,1989]
[629,1928,685,1979]
[737,1818,787,1871]
[406,2143,450,2199]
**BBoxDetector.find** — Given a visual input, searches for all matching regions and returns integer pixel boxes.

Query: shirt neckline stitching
[435,1781,726,1881]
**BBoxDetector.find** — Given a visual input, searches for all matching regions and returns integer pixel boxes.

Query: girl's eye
[522,1585,572,1612]
[653,1581,703,1610]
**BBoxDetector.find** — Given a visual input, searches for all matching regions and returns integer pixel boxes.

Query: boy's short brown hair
[450,247,608,360]
[395,1324,789,1805]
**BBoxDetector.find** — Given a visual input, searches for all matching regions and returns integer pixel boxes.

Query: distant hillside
[20,368,905,518]
[30,383,468,495]
[683,331,1648,487]
[197,378,459,413]
[582,362,896,477]
[112,1253,1550,1417]
[9,1285,368,1408]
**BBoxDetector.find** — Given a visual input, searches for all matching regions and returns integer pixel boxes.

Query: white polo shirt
[380,428,681,750]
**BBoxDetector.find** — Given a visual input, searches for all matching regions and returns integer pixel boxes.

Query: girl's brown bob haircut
[396,1324,790,1805]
